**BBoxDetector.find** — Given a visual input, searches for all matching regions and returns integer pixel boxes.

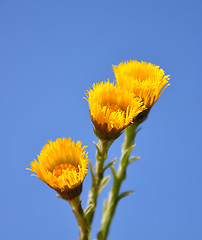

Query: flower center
[103,103,125,113]
[53,163,78,178]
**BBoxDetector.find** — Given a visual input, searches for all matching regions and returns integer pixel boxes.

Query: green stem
[69,196,90,240]
[85,139,113,229]
[97,123,139,240]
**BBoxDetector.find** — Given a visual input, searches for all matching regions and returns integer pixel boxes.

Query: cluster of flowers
[28,60,170,202]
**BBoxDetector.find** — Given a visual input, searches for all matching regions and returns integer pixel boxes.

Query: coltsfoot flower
[27,138,88,201]
[85,81,146,140]
[113,60,170,108]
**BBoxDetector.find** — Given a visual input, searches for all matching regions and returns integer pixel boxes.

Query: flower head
[113,60,170,108]
[27,138,88,200]
[85,81,146,140]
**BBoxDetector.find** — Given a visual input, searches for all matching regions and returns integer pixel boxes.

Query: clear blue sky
[1,1,202,239]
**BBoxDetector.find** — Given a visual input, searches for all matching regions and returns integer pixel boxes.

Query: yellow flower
[27,138,88,200]
[113,60,170,108]
[85,81,146,140]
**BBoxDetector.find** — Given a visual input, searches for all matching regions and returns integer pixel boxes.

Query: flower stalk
[85,138,113,228]
[97,122,139,240]
[69,196,90,240]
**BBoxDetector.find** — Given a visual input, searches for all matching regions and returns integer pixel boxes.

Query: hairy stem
[97,123,139,240]
[85,139,113,231]
[69,197,90,240]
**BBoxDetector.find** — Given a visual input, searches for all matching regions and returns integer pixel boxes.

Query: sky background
[1,1,202,240]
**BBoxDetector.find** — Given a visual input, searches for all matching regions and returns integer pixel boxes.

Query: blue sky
[1,1,202,239]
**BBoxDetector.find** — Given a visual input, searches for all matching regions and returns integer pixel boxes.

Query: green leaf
[128,156,140,164]
[84,204,94,217]
[88,160,94,180]
[93,141,101,154]
[117,190,134,202]
[103,158,117,172]
[121,144,135,168]
[99,176,110,194]
[110,166,118,180]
